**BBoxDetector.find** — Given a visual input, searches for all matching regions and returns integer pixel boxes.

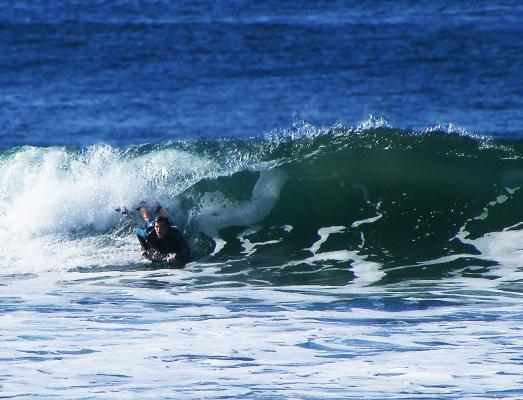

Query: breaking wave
[2,123,523,285]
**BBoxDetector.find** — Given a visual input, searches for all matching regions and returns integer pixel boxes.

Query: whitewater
[2,126,523,398]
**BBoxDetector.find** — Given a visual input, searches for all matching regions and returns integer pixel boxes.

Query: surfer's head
[140,206,151,221]
[136,201,152,221]
[154,216,170,239]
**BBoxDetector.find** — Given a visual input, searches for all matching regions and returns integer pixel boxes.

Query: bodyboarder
[140,216,191,266]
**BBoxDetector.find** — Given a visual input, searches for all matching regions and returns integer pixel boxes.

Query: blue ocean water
[2,1,523,399]
[1,0,522,146]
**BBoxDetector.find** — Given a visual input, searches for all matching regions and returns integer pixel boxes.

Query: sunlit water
[2,237,523,399]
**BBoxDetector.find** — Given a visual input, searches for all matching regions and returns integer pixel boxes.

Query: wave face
[2,126,523,285]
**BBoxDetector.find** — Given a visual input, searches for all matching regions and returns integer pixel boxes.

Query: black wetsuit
[142,226,191,264]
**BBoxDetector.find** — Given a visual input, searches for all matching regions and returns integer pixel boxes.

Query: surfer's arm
[115,206,137,215]
[139,232,153,259]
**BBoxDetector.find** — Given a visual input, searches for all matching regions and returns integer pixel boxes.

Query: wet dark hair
[154,216,169,226]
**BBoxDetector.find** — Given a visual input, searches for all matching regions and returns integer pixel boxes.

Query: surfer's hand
[165,254,177,263]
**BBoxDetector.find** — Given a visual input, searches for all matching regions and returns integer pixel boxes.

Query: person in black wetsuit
[135,202,170,250]
[140,216,191,266]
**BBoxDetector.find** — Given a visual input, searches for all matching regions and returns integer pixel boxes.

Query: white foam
[191,169,288,253]
[454,191,523,284]
[356,114,392,131]
[307,226,346,254]
[351,213,383,228]
[457,228,523,284]
[0,145,249,273]
[350,255,386,286]
[3,273,523,399]
[237,227,282,256]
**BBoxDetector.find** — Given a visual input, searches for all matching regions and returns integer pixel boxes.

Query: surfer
[140,216,191,266]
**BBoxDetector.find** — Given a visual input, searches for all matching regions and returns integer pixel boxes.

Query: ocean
[1,1,523,399]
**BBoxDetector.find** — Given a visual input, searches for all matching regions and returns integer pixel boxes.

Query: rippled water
[2,261,523,399]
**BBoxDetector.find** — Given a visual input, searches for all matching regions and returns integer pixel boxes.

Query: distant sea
[1,1,523,399]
